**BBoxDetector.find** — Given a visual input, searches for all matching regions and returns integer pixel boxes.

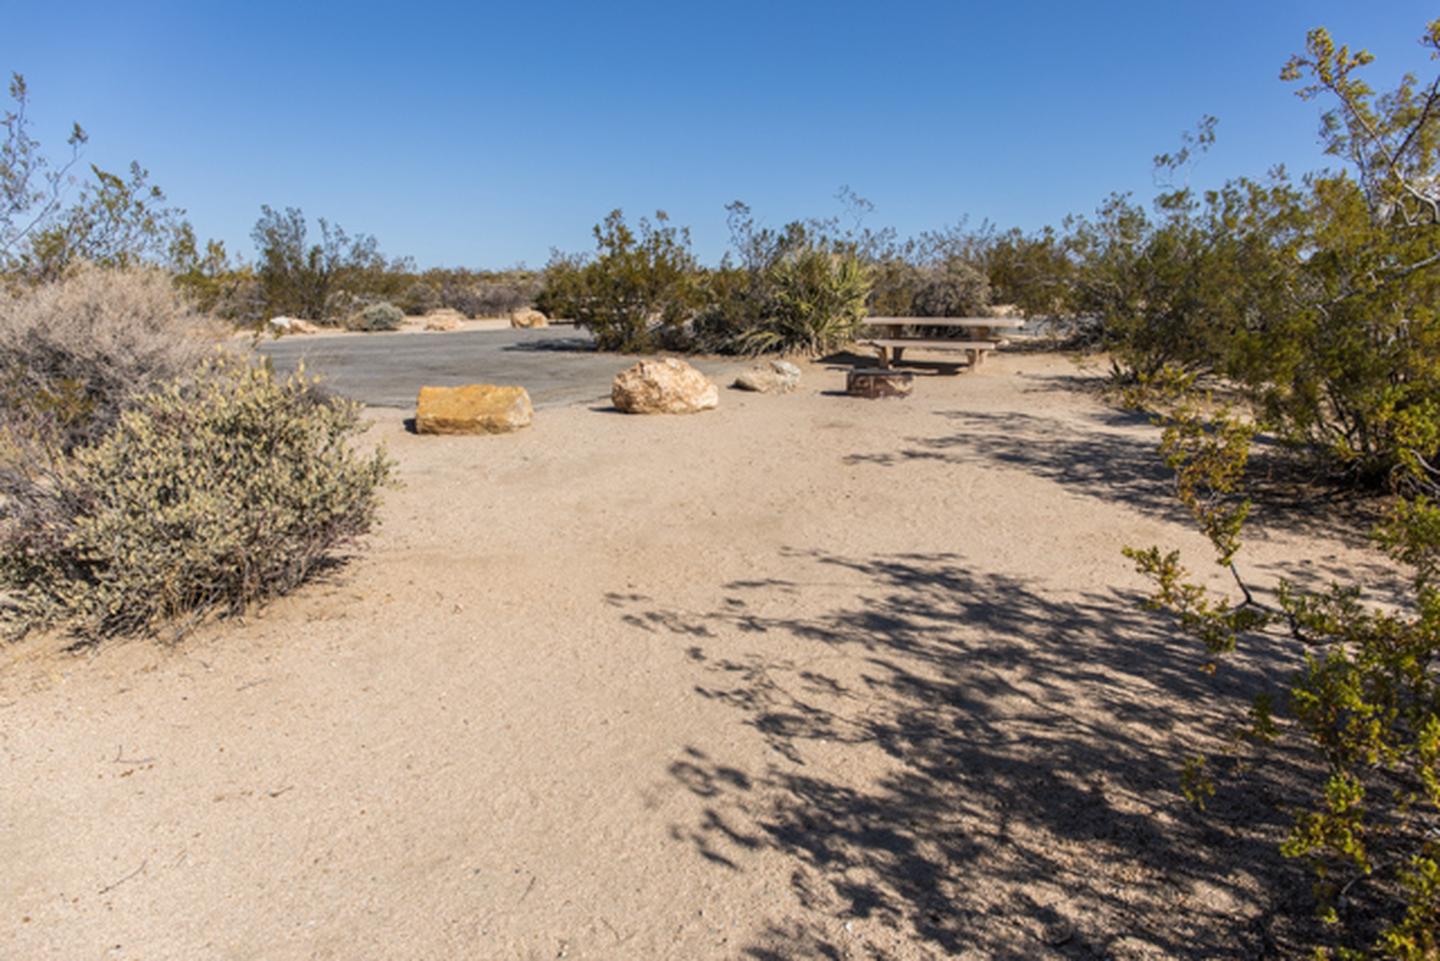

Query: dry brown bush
[0,263,225,451]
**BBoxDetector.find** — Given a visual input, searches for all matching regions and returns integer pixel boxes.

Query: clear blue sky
[3,1,1436,268]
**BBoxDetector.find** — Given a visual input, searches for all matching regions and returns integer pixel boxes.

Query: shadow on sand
[611,549,1326,958]
[841,405,1390,562]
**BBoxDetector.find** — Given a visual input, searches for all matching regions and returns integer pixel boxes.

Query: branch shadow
[842,408,1388,553]
[617,550,1326,958]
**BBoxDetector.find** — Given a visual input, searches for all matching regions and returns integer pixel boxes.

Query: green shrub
[251,206,403,321]
[1030,21,1440,486]
[0,357,393,640]
[2,74,187,280]
[345,301,404,332]
[1125,387,1440,960]
[982,226,1076,321]
[537,209,701,352]
[740,248,872,356]
[690,204,809,352]
[0,263,223,452]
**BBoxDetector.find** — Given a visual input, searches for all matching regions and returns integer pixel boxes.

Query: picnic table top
[862,316,1025,328]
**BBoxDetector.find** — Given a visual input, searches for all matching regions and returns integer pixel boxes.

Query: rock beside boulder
[733,360,801,394]
[612,358,719,414]
[424,309,465,332]
[415,385,533,434]
[510,308,549,329]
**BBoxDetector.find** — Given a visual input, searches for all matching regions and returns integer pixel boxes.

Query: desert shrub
[0,263,223,452]
[740,248,871,356]
[865,258,925,316]
[345,301,404,332]
[982,226,1077,321]
[2,74,186,281]
[251,206,406,321]
[397,281,441,315]
[409,269,540,318]
[911,258,991,317]
[537,210,701,352]
[0,357,393,640]
[321,288,369,324]
[1125,386,1440,960]
[1032,23,1440,486]
[449,280,536,318]
[689,203,810,352]
[689,265,756,351]
[209,271,267,328]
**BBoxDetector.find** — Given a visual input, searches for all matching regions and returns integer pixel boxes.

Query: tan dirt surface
[1,353,1393,959]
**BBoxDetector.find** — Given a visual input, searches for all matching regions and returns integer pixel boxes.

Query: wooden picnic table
[857,316,1025,369]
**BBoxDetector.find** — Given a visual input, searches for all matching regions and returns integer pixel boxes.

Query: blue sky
[4,1,1436,268]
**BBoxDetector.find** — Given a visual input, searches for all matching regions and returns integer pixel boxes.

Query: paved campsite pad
[1,353,1398,959]
[257,326,748,409]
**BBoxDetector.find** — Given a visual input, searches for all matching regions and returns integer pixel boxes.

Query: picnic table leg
[875,344,891,368]
[892,346,906,365]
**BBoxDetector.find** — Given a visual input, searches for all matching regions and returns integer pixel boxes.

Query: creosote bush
[537,209,701,352]
[0,357,394,641]
[995,21,1440,487]
[1125,377,1439,960]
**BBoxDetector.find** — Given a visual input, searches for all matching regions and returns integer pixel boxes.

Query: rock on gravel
[415,384,533,434]
[611,358,719,414]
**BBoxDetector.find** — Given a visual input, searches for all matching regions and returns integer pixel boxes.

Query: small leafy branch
[1124,374,1440,958]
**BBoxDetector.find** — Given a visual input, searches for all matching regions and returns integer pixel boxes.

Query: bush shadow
[615,550,1325,958]
[500,335,598,353]
[842,408,1386,550]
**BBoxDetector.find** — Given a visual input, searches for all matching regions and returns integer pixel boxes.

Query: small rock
[733,359,801,393]
[847,368,914,399]
[424,309,464,332]
[612,358,718,414]
[289,318,320,334]
[510,308,549,329]
[267,315,295,332]
[415,385,533,434]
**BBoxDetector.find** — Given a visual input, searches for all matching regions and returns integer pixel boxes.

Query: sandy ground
[0,353,1395,960]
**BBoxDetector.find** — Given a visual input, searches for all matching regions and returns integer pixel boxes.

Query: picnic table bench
[857,316,1025,369]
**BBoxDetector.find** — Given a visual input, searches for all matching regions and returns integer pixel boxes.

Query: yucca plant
[741,247,871,356]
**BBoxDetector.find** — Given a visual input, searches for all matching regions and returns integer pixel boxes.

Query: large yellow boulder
[415,385,533,435]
